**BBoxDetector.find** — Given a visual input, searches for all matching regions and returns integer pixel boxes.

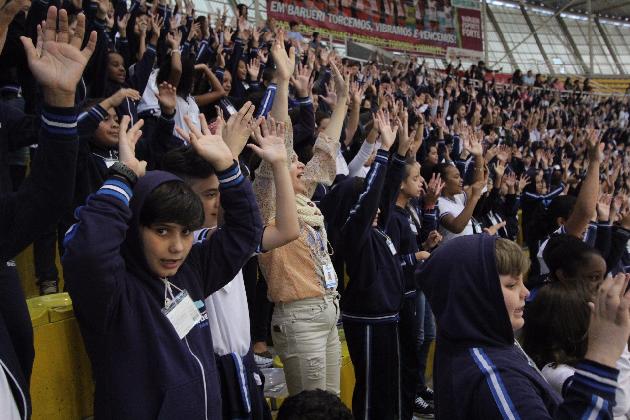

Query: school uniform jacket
[418,234,620,420]
[388,205,437,295]
[341,149,406,322]
[62,168,263,420]
[0,107,80,419]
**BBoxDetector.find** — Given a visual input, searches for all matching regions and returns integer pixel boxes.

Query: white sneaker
[254,353,273,368]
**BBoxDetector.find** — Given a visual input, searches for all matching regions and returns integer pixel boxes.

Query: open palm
[21,7,96,97]
[249,117,287,164]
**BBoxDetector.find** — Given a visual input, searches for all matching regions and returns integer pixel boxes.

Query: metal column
[555,14,589,74]
[482,0,489,64]
[587,0,593,75]
[594,17,625,75]
[485,5,518,70]
[519,3,555,75]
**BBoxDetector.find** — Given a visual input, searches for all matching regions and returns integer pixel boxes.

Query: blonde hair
[495,238,530,277]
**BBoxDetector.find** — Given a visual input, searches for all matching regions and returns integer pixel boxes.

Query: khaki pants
[271,291,341,396]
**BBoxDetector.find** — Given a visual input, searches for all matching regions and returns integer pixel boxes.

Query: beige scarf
[295,193,328,246]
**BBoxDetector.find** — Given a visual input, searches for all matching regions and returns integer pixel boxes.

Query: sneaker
[254,352,273,368]
[418,386,434,403]
[39,280,58,296]
[413,396,435,417]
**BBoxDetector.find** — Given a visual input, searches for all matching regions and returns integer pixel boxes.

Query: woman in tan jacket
[253,31,349,396]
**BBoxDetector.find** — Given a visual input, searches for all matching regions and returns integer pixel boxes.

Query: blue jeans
[415,292,435,389]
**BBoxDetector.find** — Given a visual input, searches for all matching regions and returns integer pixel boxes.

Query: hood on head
[418,234,514,348]
[122,170,185,282]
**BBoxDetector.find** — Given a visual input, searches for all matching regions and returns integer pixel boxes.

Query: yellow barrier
[27,293,94,420]
[16,244,65,299]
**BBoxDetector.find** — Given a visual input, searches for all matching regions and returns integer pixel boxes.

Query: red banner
[267,0,483,57]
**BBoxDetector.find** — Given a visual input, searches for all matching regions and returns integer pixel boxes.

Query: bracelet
[170,49,181,55]
[109,162,138,186]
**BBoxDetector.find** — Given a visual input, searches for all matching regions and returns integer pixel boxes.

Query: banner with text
[267,0,483,57]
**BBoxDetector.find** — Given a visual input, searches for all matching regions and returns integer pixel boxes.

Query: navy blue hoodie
[0,106,79,420]
[334,149,406,320]
[62,167,263,419]
[387,204,437,295]
[418,234,620,419]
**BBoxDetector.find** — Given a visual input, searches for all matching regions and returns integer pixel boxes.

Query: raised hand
[92,0,108,19]
[223,101,257,158]
[290,63,312,98]
[0,0,31,23]
[104,88,141,108]
[424,173,445,206]
[117,13,130,37]
[150,14,164,39]
[585,273,630,368]
[349,81,366,108]
[518,174,530,193]
[397,110,411,157]
[596,193,612,222]
[271,29,295,82]
[248,117,287,165]
[118,116,147,177]
[375,109,398,151]
[496,144,511,162]
[176,114,233,171]
[319,82,337,107]
[216,43,225,68]
[463,127,483,157]
[585,127,602,162]
[166,29,182,50]
[155,82,177,115]
[494,160,506,179]
[21,7,97,107]
[247,57,260,80]
[330,61,349,100]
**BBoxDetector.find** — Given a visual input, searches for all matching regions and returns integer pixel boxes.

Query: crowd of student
[0,0,629,419]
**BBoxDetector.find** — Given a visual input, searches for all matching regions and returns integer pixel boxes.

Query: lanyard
[163,278,184,307]
[304,225,333,260]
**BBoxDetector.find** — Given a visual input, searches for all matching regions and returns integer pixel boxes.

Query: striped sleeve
[96,178,133,206]
[571,361,618,401]
[78,104,108,124]
[400,253,416,267]
[41,107,78,138]
[217,161,244,189]
[345,149,389,223]
[470,348,521,420]
[254,83,277,118]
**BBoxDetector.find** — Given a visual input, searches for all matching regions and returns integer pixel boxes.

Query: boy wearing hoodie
[418,234,630,420]
[62,112,263,419]
[162,114,299,420]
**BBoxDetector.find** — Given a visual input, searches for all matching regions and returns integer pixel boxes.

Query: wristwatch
[109,161,138,186]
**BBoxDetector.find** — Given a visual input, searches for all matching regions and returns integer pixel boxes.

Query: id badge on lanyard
[322,263,337,289]
[161,280,201,339]
[378,229,397,255]
[409,217,418,234]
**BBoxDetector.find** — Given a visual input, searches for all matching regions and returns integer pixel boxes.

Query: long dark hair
[522,282,589,369]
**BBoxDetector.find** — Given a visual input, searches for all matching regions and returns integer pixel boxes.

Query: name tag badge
[104,158,117,168]
[409,221,418,234]
[162,290,202,339]
[322,263,337,289]
[385,237,397,255]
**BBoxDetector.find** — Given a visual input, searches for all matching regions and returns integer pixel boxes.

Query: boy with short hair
[62,113,263,419]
